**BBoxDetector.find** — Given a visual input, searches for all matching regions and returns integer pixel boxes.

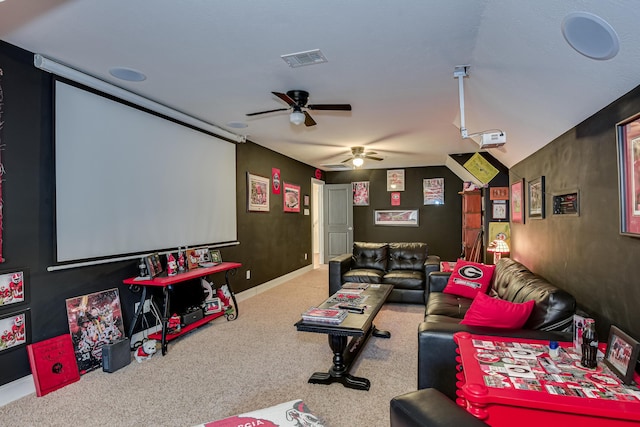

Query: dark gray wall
[326,166,463,261]
[511,84,640,340]
[0,42,312,386]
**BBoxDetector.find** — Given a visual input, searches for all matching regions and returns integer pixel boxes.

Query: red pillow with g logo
[443,260,495,299]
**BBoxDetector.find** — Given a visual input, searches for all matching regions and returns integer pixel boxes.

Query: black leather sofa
[328,242,440,303]
[418,257,576,400]
[390,388,488,426]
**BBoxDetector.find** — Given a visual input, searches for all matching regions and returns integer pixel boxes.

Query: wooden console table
[124,262,241,355]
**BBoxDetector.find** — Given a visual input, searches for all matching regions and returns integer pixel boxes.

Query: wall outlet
[134,299,151,314]
[246,270,251,280]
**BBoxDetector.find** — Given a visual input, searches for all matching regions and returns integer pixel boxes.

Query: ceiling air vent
[281,49,328,68]
[321,164,352,171]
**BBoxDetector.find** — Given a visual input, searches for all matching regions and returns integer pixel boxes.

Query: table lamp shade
[488,239,509,264]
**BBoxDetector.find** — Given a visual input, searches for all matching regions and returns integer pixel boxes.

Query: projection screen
[55,81,237,263]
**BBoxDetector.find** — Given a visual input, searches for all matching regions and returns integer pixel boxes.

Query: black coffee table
[294,283,393,391]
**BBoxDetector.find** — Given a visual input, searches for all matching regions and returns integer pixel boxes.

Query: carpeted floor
[0,266,424,426]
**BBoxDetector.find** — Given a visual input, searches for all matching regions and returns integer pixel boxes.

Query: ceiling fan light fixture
[289,111,305,125]
[352,157,364,167]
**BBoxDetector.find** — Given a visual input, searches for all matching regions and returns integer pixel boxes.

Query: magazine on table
[341,283,370,290]
[301,307,348,324]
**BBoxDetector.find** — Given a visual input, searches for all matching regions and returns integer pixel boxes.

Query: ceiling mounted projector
[454,66,506,149]
[479,131,506,149]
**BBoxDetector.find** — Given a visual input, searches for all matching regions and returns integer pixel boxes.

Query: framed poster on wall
[510,179,525,224]
[616,113,640,237]
[528,176,545,219]
[247,172,270,212]
[283,182,300,212]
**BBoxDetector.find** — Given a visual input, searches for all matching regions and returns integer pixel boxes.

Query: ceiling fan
[246,90,351,127]
[342,146,383,167]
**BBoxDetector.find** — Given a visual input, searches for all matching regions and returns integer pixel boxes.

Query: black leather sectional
[328,242,441,303]
[418,257,577,400]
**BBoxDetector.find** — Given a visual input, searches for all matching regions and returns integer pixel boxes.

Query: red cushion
[460,292,535,329]
[443,260,495,299]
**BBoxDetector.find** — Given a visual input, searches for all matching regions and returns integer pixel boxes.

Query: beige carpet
[0,266,423,426]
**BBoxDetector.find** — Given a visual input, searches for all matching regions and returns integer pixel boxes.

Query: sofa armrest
[418,321,571,400]
[328,253,352,296]
[428,272,451,294]
[424,255,441,276]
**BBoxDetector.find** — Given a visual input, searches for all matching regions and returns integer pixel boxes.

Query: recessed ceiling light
[226,121,248,129]
[108,67,147,82]
[561,12,620,60]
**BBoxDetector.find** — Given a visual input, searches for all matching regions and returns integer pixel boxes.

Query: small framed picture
[528,176,545,219]
[247,172,270,212]
[353,181,370,206]
[491,200,507,220]
[204,297,223,315]
[603,325,640,385]
[186,247,211,269]
[490,187,509,200]
[0,309,30,353]
[145,253,163,278]
[511,179,525,224]
[283,182,301,212]
[209,249,222,264]
[0,269,28,309]
[387,169,405,191]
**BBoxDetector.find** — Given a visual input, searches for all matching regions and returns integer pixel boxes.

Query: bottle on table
[580,318,598,369]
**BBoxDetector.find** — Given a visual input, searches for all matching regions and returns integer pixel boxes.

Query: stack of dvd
[301,307,348,324]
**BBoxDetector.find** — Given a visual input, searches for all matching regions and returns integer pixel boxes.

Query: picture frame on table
[204,297,223,315]
[209,249,222,264]
[0,269,28,309]
[528,176,545,219]
[0,309,30,353]
[247,172,270,212]
[603,325,640,385]
[374,210,419,227]
[186,247,211,269]
[616,113,640,237]
[144,253,163,278]
[510,179,525,224]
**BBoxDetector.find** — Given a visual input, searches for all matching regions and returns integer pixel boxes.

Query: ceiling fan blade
[246,107,289,116]
[307,104,352,111]
[304,111,317,127]
[272,91,297,107]
[365,155,383,161]
[341,157,354,163]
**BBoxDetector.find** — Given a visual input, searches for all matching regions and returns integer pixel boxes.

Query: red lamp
[487,239,509,264]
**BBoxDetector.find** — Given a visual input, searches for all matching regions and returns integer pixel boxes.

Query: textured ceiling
[2,1,640,170]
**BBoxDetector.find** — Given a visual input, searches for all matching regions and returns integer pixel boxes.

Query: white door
[323,183,353,261]
[311,179,323,267]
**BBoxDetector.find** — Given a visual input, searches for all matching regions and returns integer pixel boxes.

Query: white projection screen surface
[55,81,237,263]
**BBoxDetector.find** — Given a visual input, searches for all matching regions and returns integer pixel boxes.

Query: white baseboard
[0,374,35,406]
[0,264,314,407]
[235,264,313,302]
